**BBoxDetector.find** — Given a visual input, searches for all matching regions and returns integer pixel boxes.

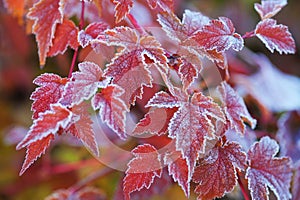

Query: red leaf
[246,136,293,200]
[27,0,64,66]
[164,151,190,197]
[147,0,174,11]
[112,0,133,23]
[17,104,72,149]
[45,187,106,200]
[147,90,225,177]
[133,107,177,136]
[48,18,79,57]
[59,61,108,107]
[92,85,127,139]
[255,18,296,54]
[19,134,53,175]
[102,27,167,109]
[190,17,244,52]
[123,144,162,200]
[218,81,256,135]
[193,138,247,199]
[30,73,68,119]
[293,162,300,200]
[65,103,99,157]
[254,0,287,20]
[78,22,109,48]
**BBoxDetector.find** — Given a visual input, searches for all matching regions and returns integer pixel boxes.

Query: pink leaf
[31,73,68,119]
[66,103,99,157]
[17,104,72,149]
[112,0,133,23]
[255,19,296,54]
[218,81,257,135]
[19,134,54,175]
[147,0,174,11]
[78,22,109,48]
[92,85,127,139]
[246,136,293,200]
[59,61,108,107]
[27,0,64,66]
[254,0,287,20]
[123,144,162,200]
[190,17,244,52]
[193,138,247,199]
[164,151,190,197]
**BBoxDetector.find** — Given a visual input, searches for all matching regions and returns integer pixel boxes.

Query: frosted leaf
[254,0,287,20]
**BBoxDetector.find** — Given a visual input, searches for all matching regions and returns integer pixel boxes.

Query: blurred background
[0,0,299,199]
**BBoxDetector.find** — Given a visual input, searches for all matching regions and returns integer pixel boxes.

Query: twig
[238,175,250,200]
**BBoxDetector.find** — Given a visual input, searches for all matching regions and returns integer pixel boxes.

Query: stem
[69,167,113,193]
[68,0,85,78]
[242,30,255,39]
[126,13,146,35]
[238,175,250,200]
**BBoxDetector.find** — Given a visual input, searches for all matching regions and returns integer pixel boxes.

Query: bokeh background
[0,0,300,199]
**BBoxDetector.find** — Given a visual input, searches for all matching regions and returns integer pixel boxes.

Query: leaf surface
[193,139,247,199]
[27,0,64,66]
[255,19,296,54]
[218,81,256,135]
[30,73,68,119]
[123,144,162,200]
[78,22,109,48]
[112,0,133,23]
[254,0,287,19]
[246,136,293,200]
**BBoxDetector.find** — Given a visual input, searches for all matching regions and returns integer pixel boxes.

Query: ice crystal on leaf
[254,0,287,20]
[246,136,293,200]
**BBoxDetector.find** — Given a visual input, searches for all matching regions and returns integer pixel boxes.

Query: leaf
[3,0,25,23]
[234,54,300,111]
[255,19,296,54]
[193,138,247,200]
[45,187,106,200]
[218,81,256,135]
[59,61,109,107]
[190,17,244,52]
[293,162,300,200]
[92,85,127,139]
[65,103,99,157]
[112,0,133,23]
[123,144,162,200]
[147,0,174,11]
[254,0,287,20]
[30,73,68,119]
[246,136,293,200]
[17,104,72,149]
[133,107,177,136]
[78,21,109,48]
[102,27,167,109]
[147,90,225,178]
[19,134,53,175]
[48,18,79,57]
[27,0,64,66]
[164,151,190,197]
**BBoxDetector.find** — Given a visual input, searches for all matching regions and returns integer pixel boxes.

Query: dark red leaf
[92,85,127,139]
[254,0,287,20]
[31,73,67,119]
[27,0,64,66]
[123,144,162,200]
[255,19,296,54]
[48,18,79,56]
[218,81,256,135]
[246,136,293,200]
[193,138,247,199]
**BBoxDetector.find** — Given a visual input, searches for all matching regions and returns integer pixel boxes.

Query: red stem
[238,175,250,200]
[126,13,146,35]
[50,158,100,174]
[242,30,255,39]
[68,0,85,78]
